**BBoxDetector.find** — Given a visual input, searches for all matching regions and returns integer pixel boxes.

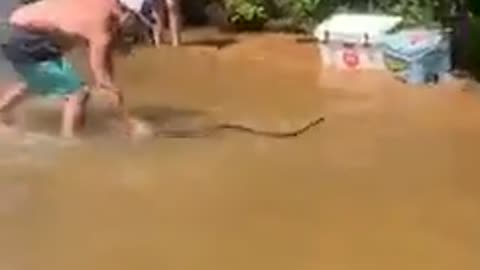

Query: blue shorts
[12,57,85,97]
[2,25,85,97]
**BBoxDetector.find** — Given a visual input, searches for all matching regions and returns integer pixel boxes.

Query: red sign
[342,48,360,68]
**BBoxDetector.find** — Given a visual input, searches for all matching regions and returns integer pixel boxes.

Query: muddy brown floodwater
[1,28,480,270]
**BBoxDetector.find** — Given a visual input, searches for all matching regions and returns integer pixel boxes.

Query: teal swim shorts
[13,57,85,97]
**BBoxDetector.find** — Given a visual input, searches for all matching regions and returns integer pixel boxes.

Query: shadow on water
[128,105,220,137]
[80,105,214,139]
[295,37,317,44]
[182,37,238,50]
[17,101,216,139]
[129,105,208,124]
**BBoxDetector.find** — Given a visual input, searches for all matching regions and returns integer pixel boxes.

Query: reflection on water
[0,31,480,270]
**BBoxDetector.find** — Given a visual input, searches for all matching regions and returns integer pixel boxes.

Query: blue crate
[382,28,452,85]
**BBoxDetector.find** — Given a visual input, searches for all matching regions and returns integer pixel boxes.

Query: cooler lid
[383,28,446,60]
[314,13,403,44]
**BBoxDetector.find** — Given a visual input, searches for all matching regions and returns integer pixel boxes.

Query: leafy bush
[224,0,458,31]
[267,0,330,31]
[372,0,439,27]
[225,0,269,30]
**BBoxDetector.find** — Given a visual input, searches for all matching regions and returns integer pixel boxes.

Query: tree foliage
[224,0,476,32]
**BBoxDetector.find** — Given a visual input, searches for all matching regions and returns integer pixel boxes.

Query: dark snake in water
[150,116,325,138]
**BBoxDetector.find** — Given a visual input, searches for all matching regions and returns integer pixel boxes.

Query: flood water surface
[1,31,480,270]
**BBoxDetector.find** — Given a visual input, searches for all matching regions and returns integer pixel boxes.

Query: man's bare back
[11,0,117,39]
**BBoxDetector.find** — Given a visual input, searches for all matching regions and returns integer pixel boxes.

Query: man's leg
[165,0,182,46]
[26,57,89,138]
[151,0,167,46]
[61,88,88,138]
[0,82,27,129]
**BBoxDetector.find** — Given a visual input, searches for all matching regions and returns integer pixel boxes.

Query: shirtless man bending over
[0,0,147,138]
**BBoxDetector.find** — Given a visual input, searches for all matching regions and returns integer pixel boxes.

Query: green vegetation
[225,0,464,32]
[225,0,269,30]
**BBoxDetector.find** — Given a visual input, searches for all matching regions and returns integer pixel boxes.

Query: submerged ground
[0,28,479,270]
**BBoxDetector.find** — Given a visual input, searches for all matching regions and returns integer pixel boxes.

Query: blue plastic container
[382,28,452,84]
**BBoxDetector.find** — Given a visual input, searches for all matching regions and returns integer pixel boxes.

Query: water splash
[0,130,78,167]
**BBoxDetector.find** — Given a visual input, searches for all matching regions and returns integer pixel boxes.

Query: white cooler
[313,13,402,70]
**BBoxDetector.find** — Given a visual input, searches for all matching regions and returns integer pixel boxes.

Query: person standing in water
[0,0,149,138]
[140,0,182,47]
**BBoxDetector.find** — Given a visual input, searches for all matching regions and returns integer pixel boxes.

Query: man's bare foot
[0,113,21,137]
[109,117,153,140]
[129,117,155,139]
[154,41,163,48]
[0,123,20,136]
[58,135,82,147]
[153,33,165,47]
[60,129,75,139]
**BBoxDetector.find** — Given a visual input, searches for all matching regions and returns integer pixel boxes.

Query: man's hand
[95,84,134,138]
[95,83,127,119]
[86,18,135,138]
